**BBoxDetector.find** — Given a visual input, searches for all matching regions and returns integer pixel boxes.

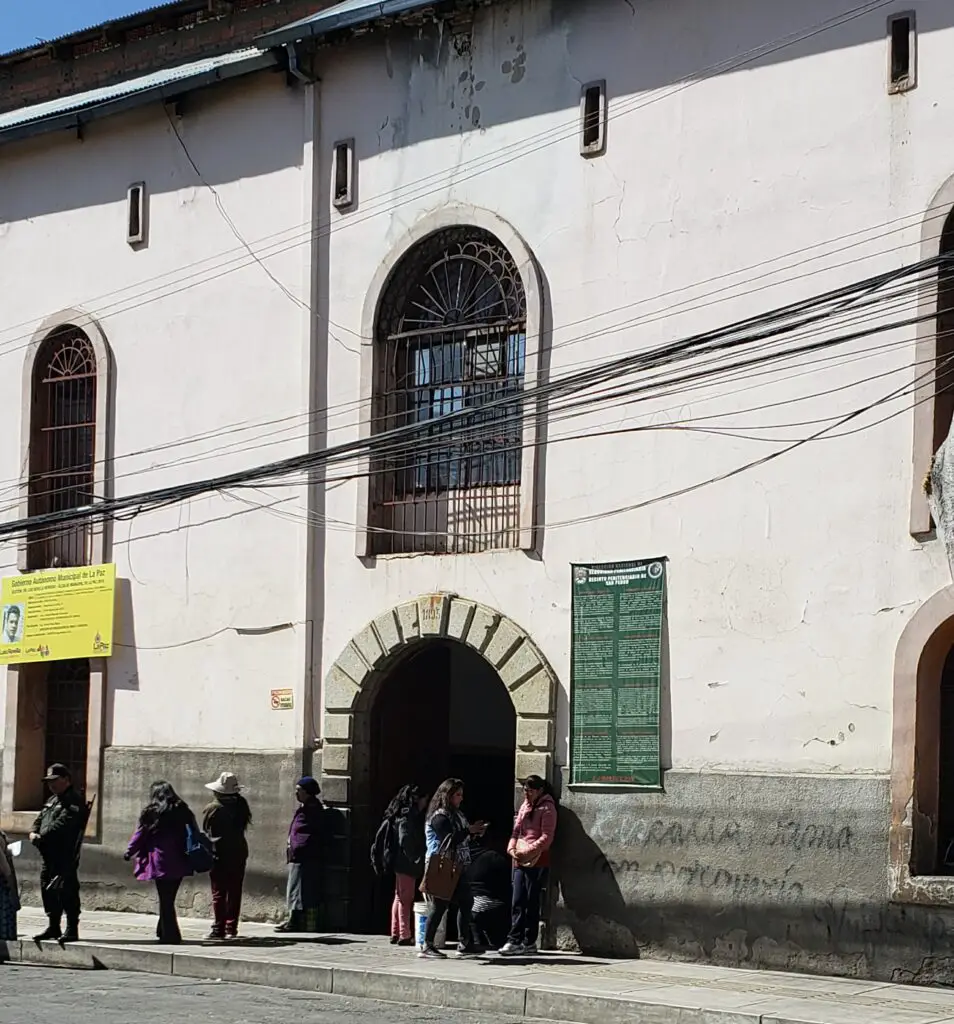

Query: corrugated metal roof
[0,46,277,144]
[256,0,442,49]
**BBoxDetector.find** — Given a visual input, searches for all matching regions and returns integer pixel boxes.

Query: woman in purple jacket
[274,776,325,933]
[125,781,198,944]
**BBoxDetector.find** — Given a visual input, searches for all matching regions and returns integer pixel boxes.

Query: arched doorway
[320,593,558,932]
[365,638,517,931]
[892,585,954,898]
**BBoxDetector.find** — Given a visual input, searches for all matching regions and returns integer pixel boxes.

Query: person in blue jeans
[419,778,487,959]
[499,776,557,956]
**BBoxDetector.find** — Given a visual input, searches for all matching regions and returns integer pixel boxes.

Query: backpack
[185,822,215,874]
[370,816,397,877]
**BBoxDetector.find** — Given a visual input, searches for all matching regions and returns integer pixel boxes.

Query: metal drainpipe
[285,42,312,84]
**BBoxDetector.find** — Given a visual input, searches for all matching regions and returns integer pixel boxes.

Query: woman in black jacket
[464,833,512,950]
[202,772,252,940]
[383,784,427,945]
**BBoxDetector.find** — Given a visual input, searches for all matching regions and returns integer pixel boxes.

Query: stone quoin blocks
[320,595,558,805]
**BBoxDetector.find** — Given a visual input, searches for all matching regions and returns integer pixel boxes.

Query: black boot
[273,911,300,933]
[63,920,80,943]
[34,918,62,942]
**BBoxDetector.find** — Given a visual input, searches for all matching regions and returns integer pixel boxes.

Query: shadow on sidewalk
[470,955,608,968]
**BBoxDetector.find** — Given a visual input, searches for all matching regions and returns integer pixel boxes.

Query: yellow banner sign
[0,564,117,665]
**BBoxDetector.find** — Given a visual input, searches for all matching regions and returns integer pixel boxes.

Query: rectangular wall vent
[888,12,917,93]
[127,182,145,245]
[580,81,607,157]
[333,139,355,210]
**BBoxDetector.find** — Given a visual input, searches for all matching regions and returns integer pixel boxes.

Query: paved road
[0,965,528,1024]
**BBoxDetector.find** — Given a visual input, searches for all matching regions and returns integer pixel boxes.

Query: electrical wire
[0,254,945,543]
[0,218,936,516]
[17,340,951,570]
[218,351,954,542]
[0,253,933,512]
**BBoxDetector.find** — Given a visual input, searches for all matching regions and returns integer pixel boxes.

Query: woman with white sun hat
[202,772,252,940]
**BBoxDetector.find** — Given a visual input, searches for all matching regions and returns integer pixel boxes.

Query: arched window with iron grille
[370,227,527,555]
[21,324,98,799]
[27,326,98,571]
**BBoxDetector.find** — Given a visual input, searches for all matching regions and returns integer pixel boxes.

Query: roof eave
[0,48,280,147]
[254,1,448,50]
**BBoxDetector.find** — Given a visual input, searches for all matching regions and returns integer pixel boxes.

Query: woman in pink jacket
[499,775,557,956]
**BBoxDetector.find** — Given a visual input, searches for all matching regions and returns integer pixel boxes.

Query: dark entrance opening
[937,646,954,872]
[364,638,517,933]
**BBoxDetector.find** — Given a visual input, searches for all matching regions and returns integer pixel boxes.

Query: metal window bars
[27,328,97,570]
[44,658,91,797]
[370,229,528,555]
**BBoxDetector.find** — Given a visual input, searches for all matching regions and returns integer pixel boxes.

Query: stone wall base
[7,752,953,984]
[6,746,322,925]
[555,770,954,985]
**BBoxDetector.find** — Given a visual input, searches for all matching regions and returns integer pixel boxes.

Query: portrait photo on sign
[2,603,24,643]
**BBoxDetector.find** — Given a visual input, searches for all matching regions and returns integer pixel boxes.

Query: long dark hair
[139,780,190,831]
[522,774,557,804]
[427,777,464,820]
[385,784,421,820]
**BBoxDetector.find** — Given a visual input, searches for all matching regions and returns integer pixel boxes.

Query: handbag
[185,823,215,874]
[420,836,460,902]
[514,838,541,868]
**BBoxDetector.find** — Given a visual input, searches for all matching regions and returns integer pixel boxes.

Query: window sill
[1,808,99,841]
[1,810,40,834]
[891,869,954,908]
[567,783,664,794]
[362,547,525,562]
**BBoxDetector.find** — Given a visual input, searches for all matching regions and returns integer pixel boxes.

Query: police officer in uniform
[30,763,84,942]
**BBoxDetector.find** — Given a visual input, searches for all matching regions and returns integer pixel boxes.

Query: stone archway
[319,592,558,930]
[321,592,558,802]
[890,584,954,903]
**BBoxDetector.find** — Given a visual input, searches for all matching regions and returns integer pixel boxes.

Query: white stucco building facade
[2,0,954,979]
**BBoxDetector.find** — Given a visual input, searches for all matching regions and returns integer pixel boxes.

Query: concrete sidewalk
[4,907,954,1024]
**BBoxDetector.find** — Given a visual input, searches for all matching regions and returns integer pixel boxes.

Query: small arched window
[27,326,98,570]
[370,227,528,555]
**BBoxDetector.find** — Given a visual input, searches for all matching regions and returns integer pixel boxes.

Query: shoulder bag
[420,835,460,902]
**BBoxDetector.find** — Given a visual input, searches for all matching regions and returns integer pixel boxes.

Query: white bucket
[414,901,428,949]
[414,899,447,950]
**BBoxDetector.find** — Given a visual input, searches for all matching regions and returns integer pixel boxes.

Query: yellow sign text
[0,564,117,665]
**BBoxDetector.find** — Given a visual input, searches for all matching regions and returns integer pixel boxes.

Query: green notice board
[570,559,666,787]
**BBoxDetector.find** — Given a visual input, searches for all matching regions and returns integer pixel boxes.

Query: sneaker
[418,945,447,959]
[206,930,225,941]
[522,943,538,955]
[456,944,479,957]
[498,942,524,956]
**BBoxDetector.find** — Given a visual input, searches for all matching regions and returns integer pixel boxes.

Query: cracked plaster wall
[316,0,954,778]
